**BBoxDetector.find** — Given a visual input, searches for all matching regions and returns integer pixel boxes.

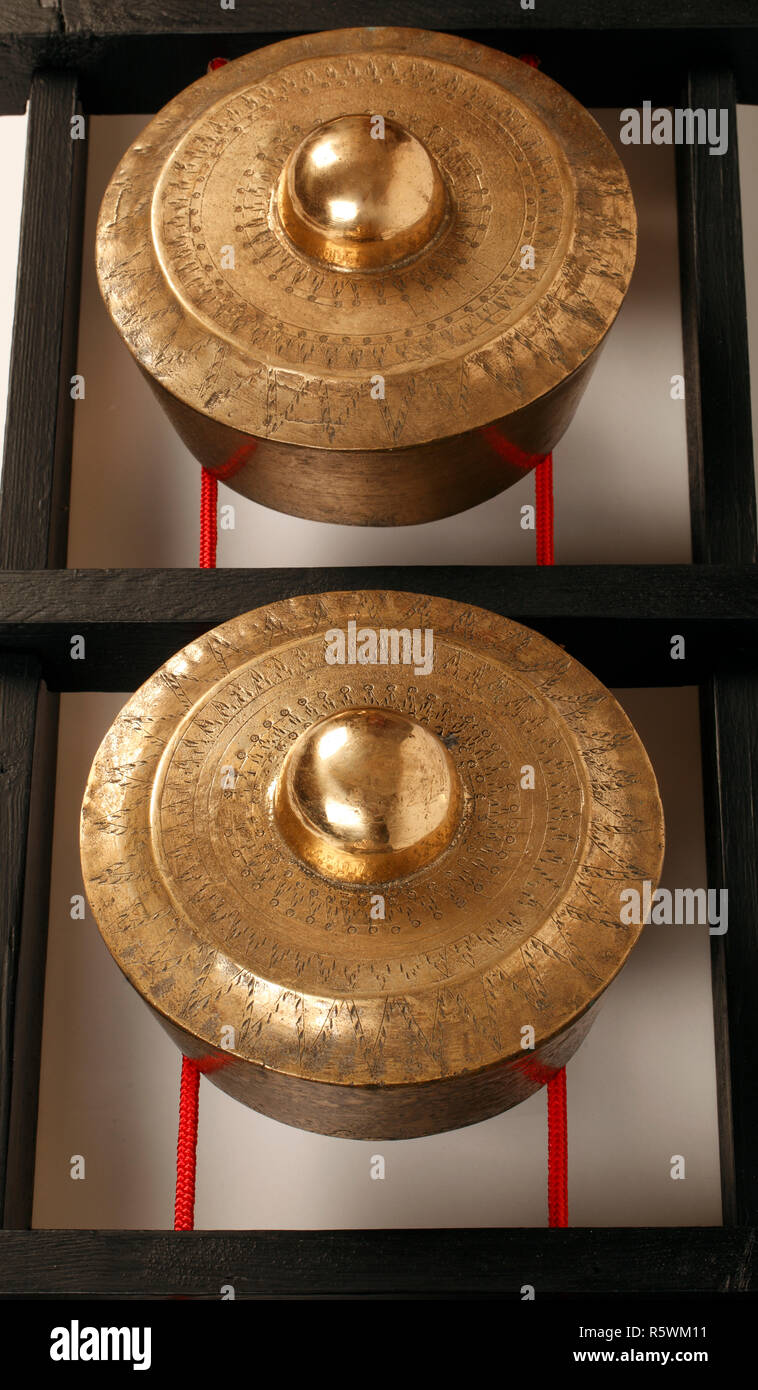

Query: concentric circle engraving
[81,593,664,1114]
[97,29,636,451]
[152,53,568,372]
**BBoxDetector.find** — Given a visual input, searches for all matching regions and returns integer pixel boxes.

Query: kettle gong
[95,27,637,525]
[80,592,664,1140]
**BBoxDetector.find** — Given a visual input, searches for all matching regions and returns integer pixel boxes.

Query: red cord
[199,468,218,568]
[479,425,547,476]
[535,449,567,1224]
[535,453,554,566]
[174,1056,200,1230]
[547,1067,569,1227]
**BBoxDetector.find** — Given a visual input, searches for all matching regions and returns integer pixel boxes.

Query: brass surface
[80,592,664,1140]
[96,27,637,525]
[273,706,462,883]
[276,114,449,271]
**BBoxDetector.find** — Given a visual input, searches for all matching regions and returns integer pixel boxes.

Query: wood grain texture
[55,1,758,34]
[0,0,60,25]
[676,73,758,1226]
[698,674,758,1227]
[1,7,758,112]
[677,71,757,568]
[0,1226,754,1297]
[0,72,85,567]
[1,683,58,1230]
[0,565,756,692]
[59,34,758,117]
[0,3,61,114]
[0,659,40,1225]
[0,68,76,1229]
[1,565,755,622]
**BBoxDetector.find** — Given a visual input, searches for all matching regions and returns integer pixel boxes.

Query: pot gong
[95,28,637,525]
[80,592,664,1139]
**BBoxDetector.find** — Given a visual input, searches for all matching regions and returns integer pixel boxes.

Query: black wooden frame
[0,2,757,1298]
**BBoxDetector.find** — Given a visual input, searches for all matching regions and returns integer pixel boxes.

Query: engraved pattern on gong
[81,595,664,1083]
[152,53,570,374]
[150,634,590,999]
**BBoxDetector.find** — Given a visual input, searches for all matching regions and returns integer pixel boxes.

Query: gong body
[96,28,636,526]
[81,593,664,1140]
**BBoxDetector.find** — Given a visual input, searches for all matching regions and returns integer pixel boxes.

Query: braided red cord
[199,468,217,569]
[547,1067,569,1227]
[535,454,555,566]
[535,449,567,1225]
[174,1056,200,1230]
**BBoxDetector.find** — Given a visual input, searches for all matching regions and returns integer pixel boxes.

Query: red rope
[547,1067,569,1227]
[535,454,554,566]
[535,451,567,1224]
[479,425,547,476]
[174,1056,200,1230]
[199,468,217,569]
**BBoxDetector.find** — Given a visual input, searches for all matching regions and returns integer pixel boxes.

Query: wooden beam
[0,565,756,690]
[0,1225,753,1297]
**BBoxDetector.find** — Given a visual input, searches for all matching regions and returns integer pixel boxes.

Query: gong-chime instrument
[95,27,637,525]
[80,592,664,1140]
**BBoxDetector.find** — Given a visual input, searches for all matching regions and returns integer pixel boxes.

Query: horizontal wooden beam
[1,7,758,112]
[0,1226,753,1297]
[56,1,758,36]
[0,565,755,692]
[2,564,755,622]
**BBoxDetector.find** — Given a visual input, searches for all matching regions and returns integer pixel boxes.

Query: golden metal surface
[81,592,664,1140]
[96,27,637,525]
[276,114,449,271]
[273,706,461,883]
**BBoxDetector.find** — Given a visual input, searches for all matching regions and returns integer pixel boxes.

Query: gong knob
[276,113,449,271]
[272,706,462,883]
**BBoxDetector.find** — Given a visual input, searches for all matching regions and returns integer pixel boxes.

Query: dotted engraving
[81,594,663,1088]
[96,37,636,450]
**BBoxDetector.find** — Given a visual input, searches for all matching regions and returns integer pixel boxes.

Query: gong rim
[80,591,664,1123]
[95,27,636,454]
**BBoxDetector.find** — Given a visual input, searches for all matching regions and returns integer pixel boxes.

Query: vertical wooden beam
[678,70,758,1225]
[0,71,85,568]
[0,72,84,1224]
[0,658,48,1225]
[677,69,756,566]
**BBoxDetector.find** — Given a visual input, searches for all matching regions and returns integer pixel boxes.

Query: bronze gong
[95,28,637,525]
[80,592,664,1140]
